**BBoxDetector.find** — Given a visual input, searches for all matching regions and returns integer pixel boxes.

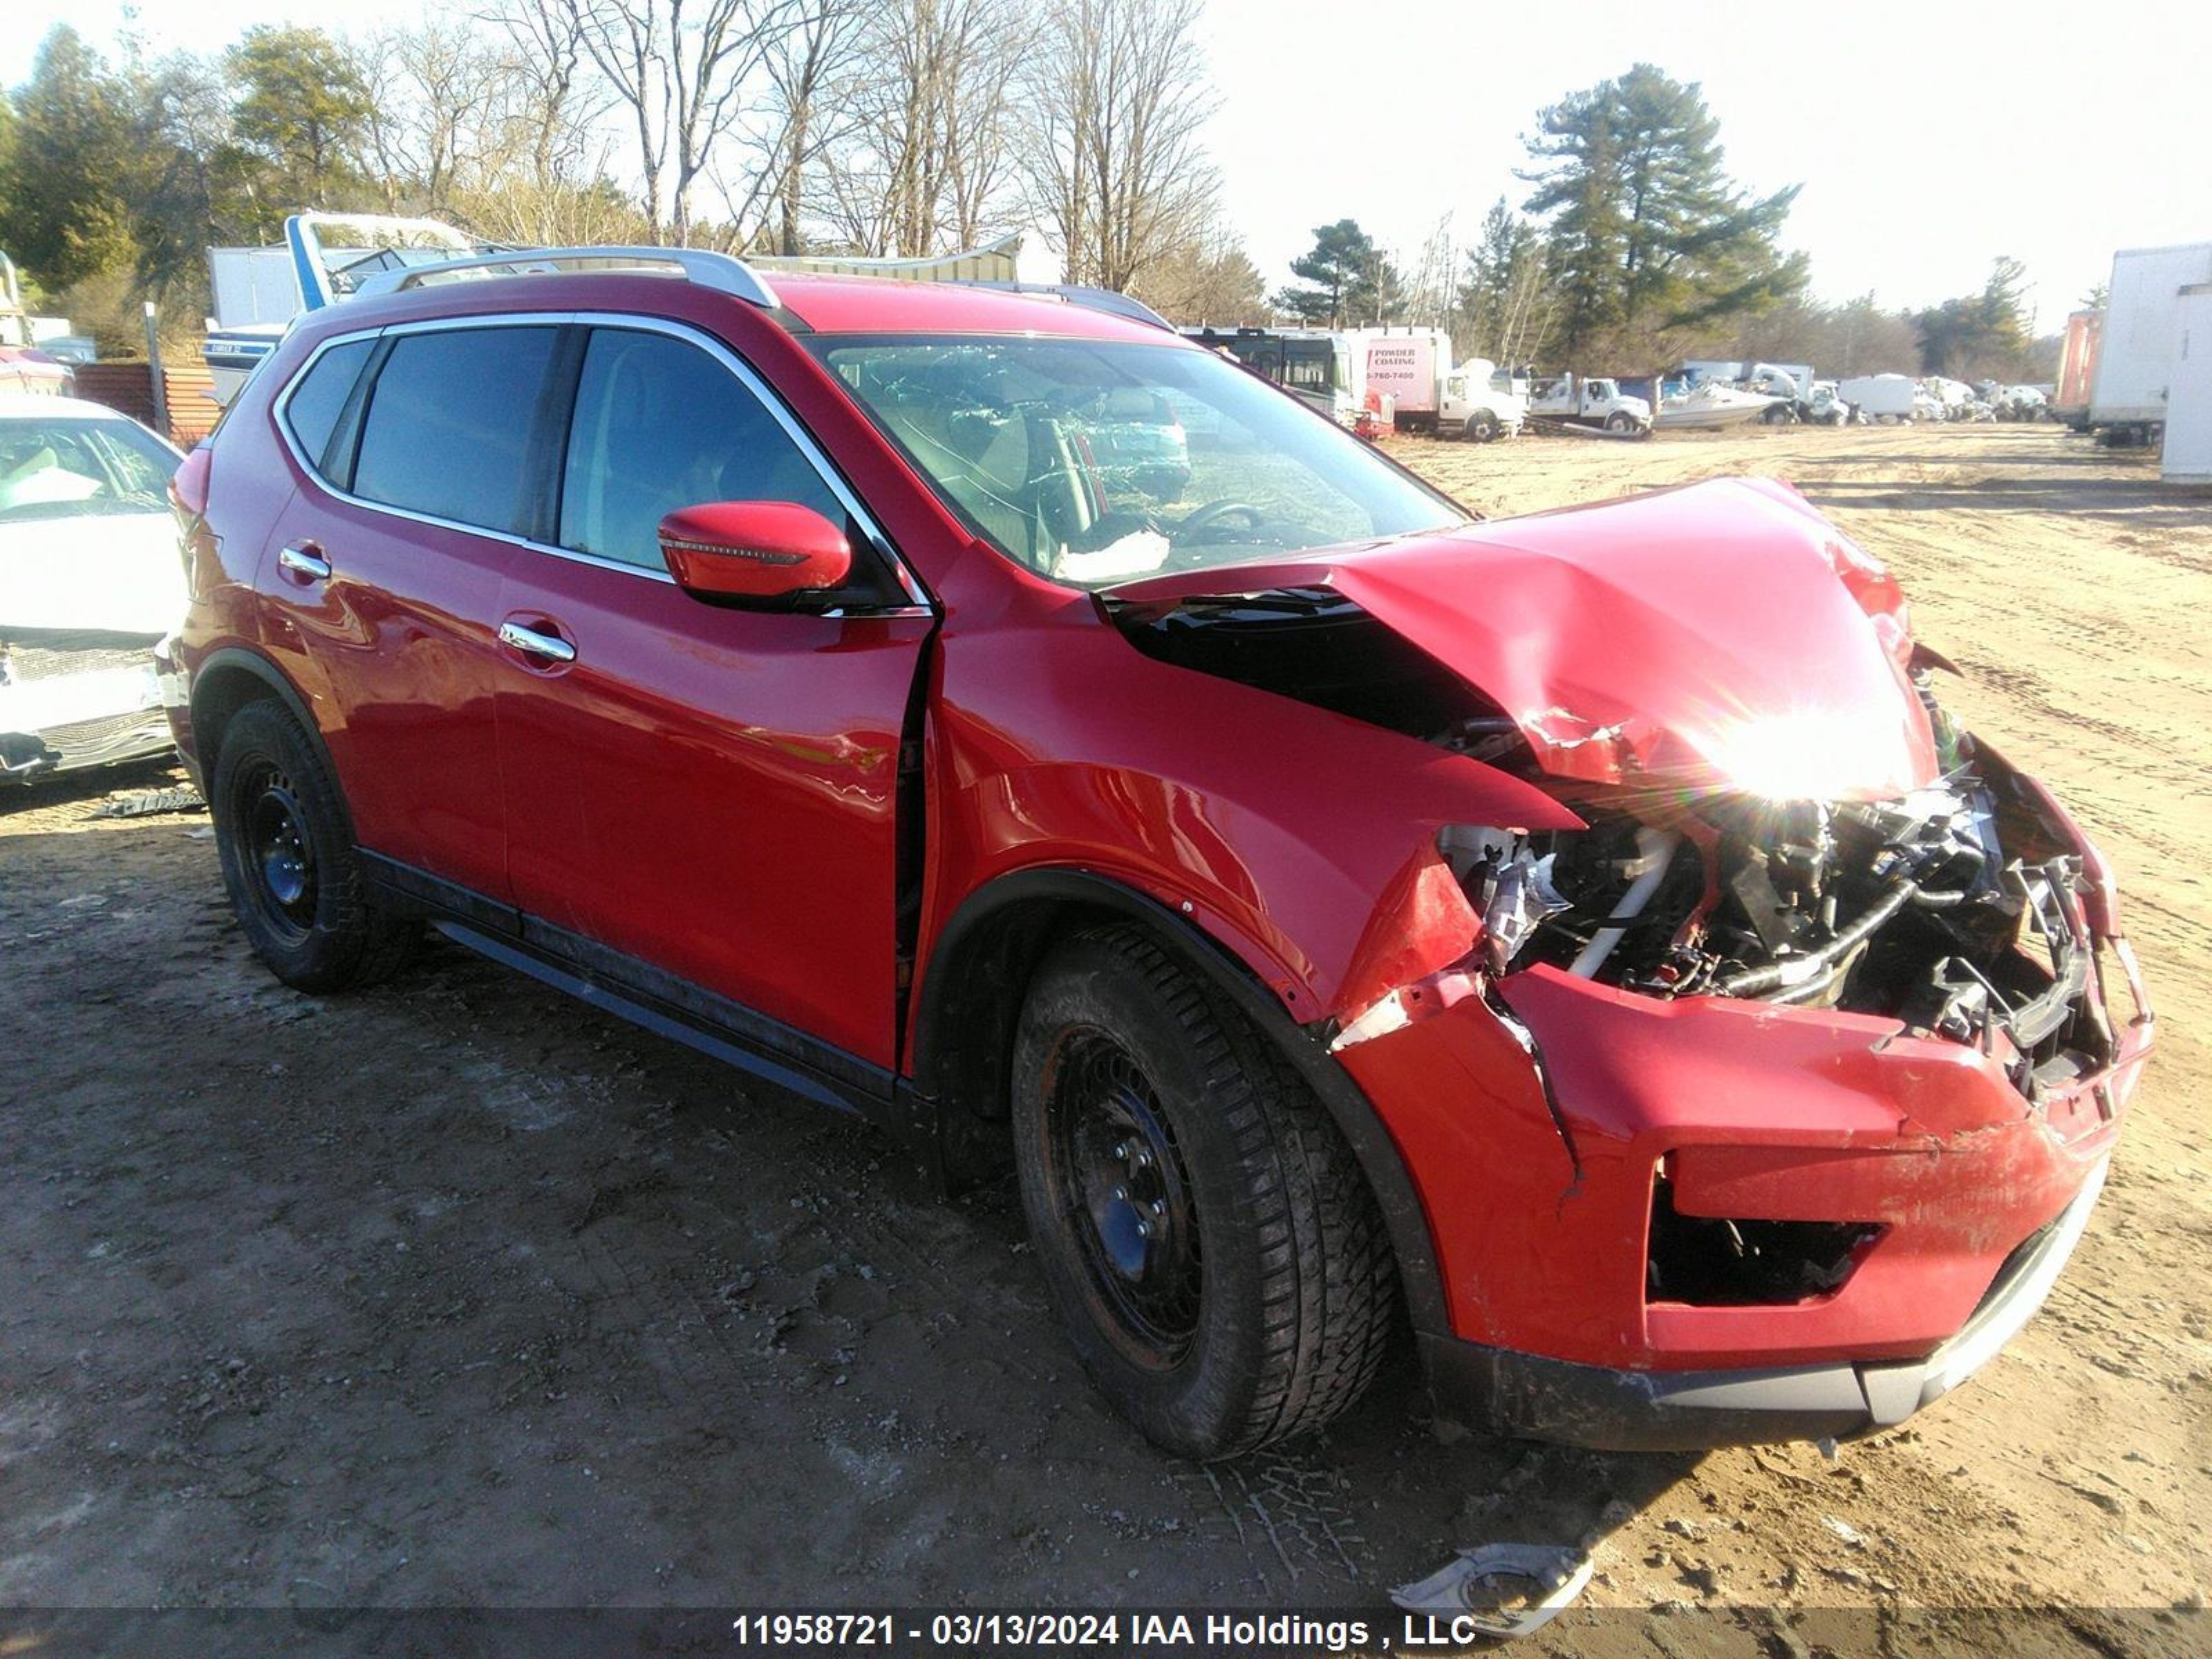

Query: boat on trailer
[1653,381,1785,431]
[202,214,488,405]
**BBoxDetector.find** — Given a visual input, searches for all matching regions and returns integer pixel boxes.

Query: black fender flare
[910,867,1451,1338]
[187,646,355,832]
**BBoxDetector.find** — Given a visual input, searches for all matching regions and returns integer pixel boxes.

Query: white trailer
[2164,284,2212,485]
[2090,241,2212,442]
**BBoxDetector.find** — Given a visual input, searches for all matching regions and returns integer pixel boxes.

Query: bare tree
[1021,0,1216,290]
[482,0,607,200]
[540,0,800,245]
[751,0,869,254]
[1130,223,1266,324]
[1401,214,1456,328]
[362,21,506,212]
[813,0,1031,258]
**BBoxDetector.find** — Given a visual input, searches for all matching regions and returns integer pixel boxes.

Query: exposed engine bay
[1441,695,2118,1100]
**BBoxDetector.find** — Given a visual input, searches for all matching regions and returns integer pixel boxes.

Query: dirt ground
[2,424,2206,1653]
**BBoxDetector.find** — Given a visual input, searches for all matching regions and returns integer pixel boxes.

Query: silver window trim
[269,310,935,611]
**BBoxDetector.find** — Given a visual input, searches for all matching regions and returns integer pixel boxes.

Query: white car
[0,395,185,782]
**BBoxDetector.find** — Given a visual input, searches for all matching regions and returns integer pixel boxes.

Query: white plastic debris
[1391,1542,1595,1639]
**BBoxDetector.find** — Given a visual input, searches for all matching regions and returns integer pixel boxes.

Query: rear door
[493,320,932,1072]
[264,321,561,901]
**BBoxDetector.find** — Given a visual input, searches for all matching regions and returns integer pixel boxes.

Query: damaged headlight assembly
[1335,757,2118,1107]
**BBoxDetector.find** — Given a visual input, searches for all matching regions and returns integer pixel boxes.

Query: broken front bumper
[1335,935,2152,1450]
[0,662,172,779]
[1418,1158,2107,1450]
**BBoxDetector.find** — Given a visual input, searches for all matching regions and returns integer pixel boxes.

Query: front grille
[42,707,168,753]
[1646,1176,1882,1306]
[1,641,160,686]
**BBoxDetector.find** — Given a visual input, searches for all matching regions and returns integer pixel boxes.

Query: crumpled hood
[1107,476,1938,801]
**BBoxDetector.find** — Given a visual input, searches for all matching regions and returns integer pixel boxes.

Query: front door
[494,322,931,1071]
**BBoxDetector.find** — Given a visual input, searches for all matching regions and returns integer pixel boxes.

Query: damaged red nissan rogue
[162,249,2153,1460]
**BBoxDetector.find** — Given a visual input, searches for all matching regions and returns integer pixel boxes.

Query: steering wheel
[1172,500,1265,541]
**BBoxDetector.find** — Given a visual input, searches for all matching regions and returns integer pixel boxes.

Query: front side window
[559,328,844,570]
[0,417,177,522]
[815,335,1463,587]
[353,327,559,534]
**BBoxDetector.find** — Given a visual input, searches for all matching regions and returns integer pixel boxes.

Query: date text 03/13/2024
[727,1612,1514,1651]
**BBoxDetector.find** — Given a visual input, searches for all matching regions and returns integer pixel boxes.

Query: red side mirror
[657,501,852,602]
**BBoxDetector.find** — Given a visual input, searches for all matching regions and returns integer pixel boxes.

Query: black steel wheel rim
[1044,1029,1203,1367]
[236,761,317,941]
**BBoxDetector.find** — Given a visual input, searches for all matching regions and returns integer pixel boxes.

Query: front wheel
[1463,411,1500,444]
[1606,411,1636,433]
[211,700,417,992]
[1011,926,1396,1459]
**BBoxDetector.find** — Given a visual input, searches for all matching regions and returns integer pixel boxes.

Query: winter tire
[211,700,417,993]
[1011,924,1396,1459]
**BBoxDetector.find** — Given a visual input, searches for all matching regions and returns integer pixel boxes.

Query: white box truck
[1837,374,1919,422]
[1351,328,1451,431]
[2089,241,2212,444]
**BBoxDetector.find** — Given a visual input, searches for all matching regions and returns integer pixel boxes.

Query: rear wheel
[211,700,415,992]
[1011,925,1396,1459]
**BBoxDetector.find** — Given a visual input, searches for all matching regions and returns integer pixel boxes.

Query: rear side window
[558,328,843,569]
[281,338,373,473]
[353,327,559,534]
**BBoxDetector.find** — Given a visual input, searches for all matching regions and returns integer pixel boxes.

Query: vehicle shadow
[1803,474,2212,529]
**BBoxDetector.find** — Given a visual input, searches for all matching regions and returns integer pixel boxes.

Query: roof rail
[351,246,780,310]
[960,281,1174,332]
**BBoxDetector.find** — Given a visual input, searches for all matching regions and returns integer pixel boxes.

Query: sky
[8,0,2210,328]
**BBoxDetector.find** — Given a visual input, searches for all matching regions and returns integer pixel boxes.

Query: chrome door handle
[498,621,577,664]
[278,541,332,580]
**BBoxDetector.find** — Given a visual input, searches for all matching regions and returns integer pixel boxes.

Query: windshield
[814,335,1463,588]
[0,415,178,524]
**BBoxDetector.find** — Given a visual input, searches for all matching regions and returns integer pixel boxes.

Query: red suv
[163,250,2153,1459]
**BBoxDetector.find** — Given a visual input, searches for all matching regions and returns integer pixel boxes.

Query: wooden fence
[70,359,223,448]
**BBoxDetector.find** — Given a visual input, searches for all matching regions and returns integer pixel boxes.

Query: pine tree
[1455,197,1543,359]
[1273,218,1401,327]
[1914,256,2036,379]
[0,28,143,288]
[1519,64,1804,364]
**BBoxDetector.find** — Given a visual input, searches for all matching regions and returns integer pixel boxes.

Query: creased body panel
[915,584,1580,1027]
